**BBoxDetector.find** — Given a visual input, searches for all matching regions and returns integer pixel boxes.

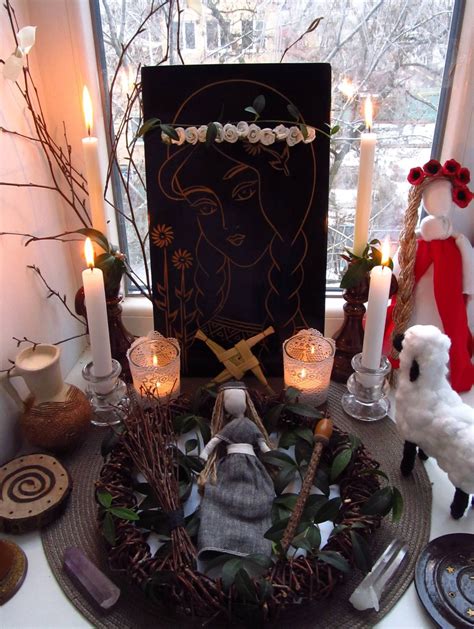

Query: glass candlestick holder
[341,353,391,421]
[82,359,128,427]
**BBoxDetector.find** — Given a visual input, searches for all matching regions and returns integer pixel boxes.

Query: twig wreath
[96,387,402,624]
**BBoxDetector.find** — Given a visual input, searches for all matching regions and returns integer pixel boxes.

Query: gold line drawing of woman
[145,73,328,375]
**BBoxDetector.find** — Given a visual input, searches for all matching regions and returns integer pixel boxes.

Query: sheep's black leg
[450,488,469,519]
[401,441,417,476]
[418,449,429,461]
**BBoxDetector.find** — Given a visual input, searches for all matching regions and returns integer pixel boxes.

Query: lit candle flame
[84,237,95,269]
[364,96,373,133]
[82,86,93,135]
[300,368,307,379]
[381,237,391,266]
[152,355,158,367]
[339,77,355,99]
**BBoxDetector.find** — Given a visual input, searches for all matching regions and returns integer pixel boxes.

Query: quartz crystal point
[63,547,120,610]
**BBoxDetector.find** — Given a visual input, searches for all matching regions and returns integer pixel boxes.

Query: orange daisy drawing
[151,224,174,248]
[172,249,193,270]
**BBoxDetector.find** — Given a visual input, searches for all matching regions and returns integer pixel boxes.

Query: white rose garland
[159,122,317,146]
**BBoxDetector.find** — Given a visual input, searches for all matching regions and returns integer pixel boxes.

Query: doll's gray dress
[198,417,274,560]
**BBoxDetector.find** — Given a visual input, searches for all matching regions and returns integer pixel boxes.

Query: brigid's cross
[195,327,275,391]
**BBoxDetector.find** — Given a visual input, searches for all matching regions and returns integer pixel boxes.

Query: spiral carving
[1,466,56,503]
[0,454,71,534]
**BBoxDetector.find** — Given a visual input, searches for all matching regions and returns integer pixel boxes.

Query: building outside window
[94,0,458,292]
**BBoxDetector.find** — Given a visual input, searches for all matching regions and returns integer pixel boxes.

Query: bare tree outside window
[97,0,454,291]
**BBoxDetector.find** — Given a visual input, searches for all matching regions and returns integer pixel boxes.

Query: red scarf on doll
[386,237,474,392]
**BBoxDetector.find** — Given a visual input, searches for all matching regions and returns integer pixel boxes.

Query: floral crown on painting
[407,159,472,208]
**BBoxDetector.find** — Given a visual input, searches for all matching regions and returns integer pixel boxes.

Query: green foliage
[245,94,266,120]
[137,117,161,137]
[160,123,179,141]
[350,530,373,574]
[97,490,140,545]
[340,239,395,289]
[361,486,404,521]
[317,550,351,573]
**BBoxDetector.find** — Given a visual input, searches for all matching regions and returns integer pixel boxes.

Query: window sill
[122,295,345,338]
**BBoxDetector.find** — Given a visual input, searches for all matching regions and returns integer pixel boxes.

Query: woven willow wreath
[96,389,399,624]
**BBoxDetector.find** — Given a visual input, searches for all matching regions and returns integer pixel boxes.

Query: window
[93,0,457,293]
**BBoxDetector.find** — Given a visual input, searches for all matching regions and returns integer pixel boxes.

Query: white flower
[247,124,261,144]
[17,26,36,55]
[274,124,289,141]
[213,122,224,143]
[2,51,23,81]
[260,128,275,146]
[184,126,199,145]
[237,121,249,138]
[197,125,208,143]
[171,127,186,146]
[303,126,316,143]
[287,126,303,146]
[223,123,239,143]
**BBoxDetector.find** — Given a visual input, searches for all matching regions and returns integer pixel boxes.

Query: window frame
[89,0,468,301]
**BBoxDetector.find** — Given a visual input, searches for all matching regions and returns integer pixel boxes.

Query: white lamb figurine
[394,324,474,519]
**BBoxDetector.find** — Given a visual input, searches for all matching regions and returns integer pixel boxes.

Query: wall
[0,0,102,460]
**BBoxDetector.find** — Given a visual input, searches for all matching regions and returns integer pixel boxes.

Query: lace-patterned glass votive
[127,331,180,398]
[283,329,335,406]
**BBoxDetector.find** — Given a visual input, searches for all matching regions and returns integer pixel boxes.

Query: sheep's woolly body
[395,325,474,494]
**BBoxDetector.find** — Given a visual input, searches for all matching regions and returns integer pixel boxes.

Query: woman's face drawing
[173,145,274,267]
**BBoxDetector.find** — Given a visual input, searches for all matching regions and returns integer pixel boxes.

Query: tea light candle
[127,332,180,398]
[283,329,335,406]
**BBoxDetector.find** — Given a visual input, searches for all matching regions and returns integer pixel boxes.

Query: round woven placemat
[42,382,431,628]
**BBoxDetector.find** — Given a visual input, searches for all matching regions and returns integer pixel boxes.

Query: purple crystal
[63,547,120,610]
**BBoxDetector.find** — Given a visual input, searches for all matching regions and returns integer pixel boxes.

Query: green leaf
[102,511,116,545]
[358,468,389,481]
[350,530,373,574]
[330,448,353,483]
[195,416,211,443]
[262,450,296,469]
[97,490,113,509]
[244,105,258,117]
[257,579,273,602]
[312,497,342,523]
[287,403,323,419]
[77,228,110,253]
[137,509,169,534]
[185,511,200,538]
[295,438,313,468]
[299,123,308,140]
[340,258,370,289]
[253,94,266,114]
[264,517,290,542]
[391,487,404,522]
[291,524,321,552]
[330,124,340,135]
[173,413,196,434]
[287,103,300,120]
[184,455,204,474]
[302,494,328,519]
[294,427,315,445]
[361,487,394,517]
[278,430,298,449]
[206,122,218,147]
[348,434,361,452]
[330,524,348,537]
[243,553,273,572]
[222,557,244,590]
[160,123,179,141]
[274,466,297,494]
[109,507,140,521]
[285,386,300,402]
[185,438,198,454]
[313,467,330,497]
[317,550,350,573]
[234,568,256,602]
[265,403,285,431]
[273,493,299,511]
[138,117,161,137]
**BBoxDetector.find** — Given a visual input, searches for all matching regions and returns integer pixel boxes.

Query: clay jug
[10,344,91,452]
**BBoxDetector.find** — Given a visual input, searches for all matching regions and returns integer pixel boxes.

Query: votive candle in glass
[127,332,180,398]
[283,329,335,406]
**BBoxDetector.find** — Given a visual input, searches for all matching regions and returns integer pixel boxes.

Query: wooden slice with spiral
[0,453,71,533]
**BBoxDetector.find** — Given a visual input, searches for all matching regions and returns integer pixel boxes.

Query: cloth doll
[197,382,274,560]
[389,159,474,392]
